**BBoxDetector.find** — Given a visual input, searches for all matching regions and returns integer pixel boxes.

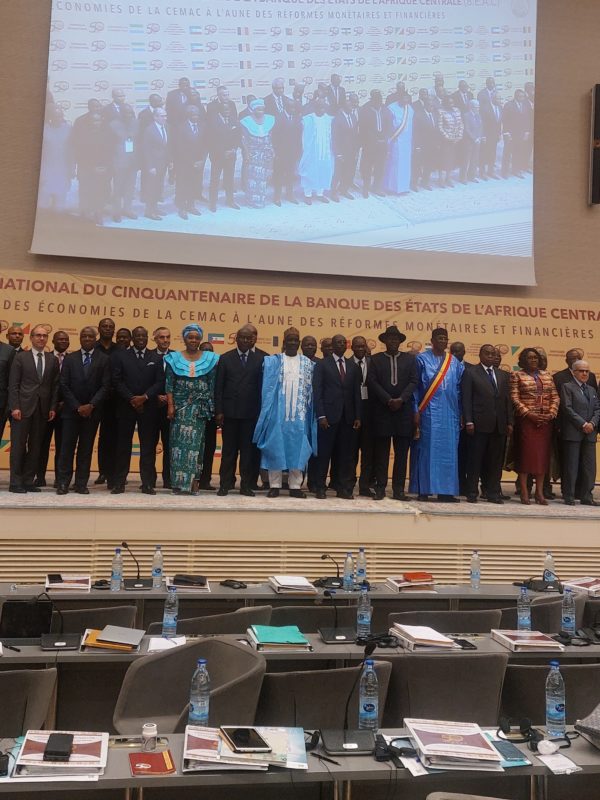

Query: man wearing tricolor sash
[409,328,464,502]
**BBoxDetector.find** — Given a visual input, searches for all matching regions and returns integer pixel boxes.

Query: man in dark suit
[264,78,291,117]
[477,77,497,111]
[56,327,110,494]
[141,107,171,220]
[554,348,599,394]
[166,77,194,126]
[138,94,164,130]
[111,326,165,495]
[350,335,375,497]
[331,95,361,201]
[560,360,600,506]
[0,340,15,447]
[102,88,127,122]
[175,104,206,219]
[452,80,474,115]
[151,326,172,490]
[94,317,118,488]
[313,333,361,499]
[368,325,418,500]
[463,344,514,504]
[207,86,239,123]
[386,80,407,107]
[207,101,241,212]
[214,326,265,496]
[359,90,392,197]
[411,96,439,191]
[272,98,302,206]
[325,74,346,112]
[480,94,503,179]
[502,89,531,178]
[36,329,70,487]
[7,326,25,353]
[8,325,60,493]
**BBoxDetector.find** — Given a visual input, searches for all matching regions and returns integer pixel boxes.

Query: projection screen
[32,0,537,285]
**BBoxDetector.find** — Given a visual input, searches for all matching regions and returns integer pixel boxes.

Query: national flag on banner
[192,61,204,70]
[492,40,502,48]
[193,79,206,89]
[238,43,250,52]
[287,60,295,68]
[131,42,145,52]
[239,60,252,69]
[286,28,293,35]
[208,333,225,344]
[191,42,203,52]
[272,336,279,348]
[237,26,249,35]
[240,78,253,87]
[134,81,149,92]
[454,40,464,49]
[455,55,465,64]
[286,44,294,51]
[190,25,203,34]
[453,26,463,34]
[492,53,502,62]
[129,24,144,33]
[493,69,504,78]
[133,61,146,71]
[343,58,353,66]
[491,26,503,34]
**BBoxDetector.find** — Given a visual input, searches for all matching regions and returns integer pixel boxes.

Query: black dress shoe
[438,495,459,503]
[289,489,307,499]
[564,498,575,506]
[25,486,41,492]
[178,210,189,220]
[392,492,408,501]
[74,486,90,495]
[95,474,106,485]
[359,489,375,498]
[217,487,229,496]
[163,482,172,490]
[9,486,27,494]
[56,486,69,495]
[373,490,386,501]
[417,494,430,501]
[111,486,125,494]
[198,483,215,491]
[581,499,599,506]
[140,485,156,495]
[267,488,280,498]
[316,489,327,499]
[34,478,46,487]
[487,497,504,504]
[240,488,255,497]
[188,207,202,216]
[466,495,478,503]
[336,491,354,500]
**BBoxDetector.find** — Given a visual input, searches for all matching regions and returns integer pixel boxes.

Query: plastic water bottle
[544,551,556,581]
[545,661,566,738]
[517,586,531,631]
[470,550,481,590]
[358,659,379,731]
[152,545,163,589]
[110,547,123,592]
[356,547,367,584]
[162,586,179,637]
[343,552,354,591]
[356,587,371,637]
[189,658,210,726]
[561,588,576,636]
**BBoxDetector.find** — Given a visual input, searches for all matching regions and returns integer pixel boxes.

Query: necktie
[582,383,588,399]
[240,352,247,367]
[57,352,65,371]
[137,350,144,360]
[83,352,92,373]
[36,352,43,380]
[277,97,283,113]
[376,109,382,133]
[191,123,198,135]
[486,367,498,395]
[357,359,365,384]
[160,125,166,142]
[338,358,346,381]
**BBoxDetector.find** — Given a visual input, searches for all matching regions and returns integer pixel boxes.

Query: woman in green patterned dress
[164,324,219,494]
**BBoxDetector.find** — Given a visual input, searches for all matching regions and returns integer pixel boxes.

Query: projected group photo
[34,0,536,281]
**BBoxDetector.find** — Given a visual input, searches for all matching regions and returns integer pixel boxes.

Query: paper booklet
[166,576,211,593]
[45,574,91,592]
[80,628,141,653]
[563,577,600,597]
[268,575,318,594]
[385,574,436,592]
[14,730,109,778]
[405,719,503,771]
[390,624,460,651]
[247,625,312,651]
[491,629,565,652]
[129,749,176,776]
[183,726,308,772]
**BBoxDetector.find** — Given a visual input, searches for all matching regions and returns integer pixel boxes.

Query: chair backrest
[254,661,392,729]
[388,609,502,634]
[146,605,272,635]
[382,653,508,727]
[0,668,57,738]
[270,604,356,632]
[51,605,137,634]
[501,663,600,725]
[499,594,586,633]
[113,637,266,734]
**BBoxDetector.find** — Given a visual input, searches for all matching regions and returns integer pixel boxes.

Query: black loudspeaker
[589,85,600,204]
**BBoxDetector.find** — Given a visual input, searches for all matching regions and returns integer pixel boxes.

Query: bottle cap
[156,545,161,550]
[365,659,374,666]
[198,658,207,665]
[115,547,121,553]
[359,547,365,552]
[142,722,157,735]
[549,660,559,667]
[168,585,177,592]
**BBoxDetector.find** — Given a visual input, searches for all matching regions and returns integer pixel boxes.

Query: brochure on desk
[13,730,108,778]
[405,719,503,771]
[183,725,308,771]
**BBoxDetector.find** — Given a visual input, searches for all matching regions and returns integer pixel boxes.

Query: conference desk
[0,581,543,629]
[1,728,598,799]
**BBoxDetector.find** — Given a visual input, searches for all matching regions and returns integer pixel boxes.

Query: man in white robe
[298,98,334,204]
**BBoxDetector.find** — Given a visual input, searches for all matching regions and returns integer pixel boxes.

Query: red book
[129,750,176,776]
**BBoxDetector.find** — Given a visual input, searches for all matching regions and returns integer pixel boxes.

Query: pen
[5,645,21,652]
[310,752,340,766]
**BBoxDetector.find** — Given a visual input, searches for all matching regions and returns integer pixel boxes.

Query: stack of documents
[13,730,109,779]
[268,575,317,594]
[491,629,565,652]
[166,575,211,592]
[563,577,600,597]
[405,719,503,771]
[45,575,91,592]
[390,624,460,651]
[81,625,145,653]
[385,573,436,592]
[247,625,312,652]
[182,726,307,772]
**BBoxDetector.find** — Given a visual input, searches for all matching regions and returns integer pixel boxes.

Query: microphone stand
[318,589,356,643]
[121,541,153,590]
[315,553,343,589]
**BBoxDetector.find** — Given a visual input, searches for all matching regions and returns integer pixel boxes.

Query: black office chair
[146,605,272,635]
[51,604,137,634]
[271,604,356,632]
[0,668,57,737]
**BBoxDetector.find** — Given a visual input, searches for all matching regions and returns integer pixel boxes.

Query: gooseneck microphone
[121,541,153,590]
[319,589,357,644]
[324,589,339,630]
[321,553,341,578]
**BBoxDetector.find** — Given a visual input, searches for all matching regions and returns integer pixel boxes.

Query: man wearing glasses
[7,325,60,493]
[560,360,600,506]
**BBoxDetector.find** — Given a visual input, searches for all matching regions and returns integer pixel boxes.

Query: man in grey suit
[0,340,15,446]
[560,360,600,506]
[8,325,60,493]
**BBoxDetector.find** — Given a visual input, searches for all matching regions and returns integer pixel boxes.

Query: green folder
[250,625,309,645]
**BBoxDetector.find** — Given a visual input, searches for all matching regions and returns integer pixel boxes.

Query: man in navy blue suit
[110,326,165,495]
[56,327,110,494]
[141,107,171,220]
[312,333,361,499]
